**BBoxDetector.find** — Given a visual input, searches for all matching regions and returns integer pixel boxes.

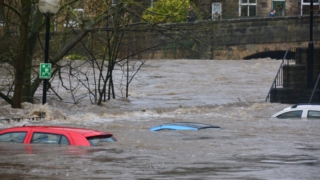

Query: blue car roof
[150,122,220,131]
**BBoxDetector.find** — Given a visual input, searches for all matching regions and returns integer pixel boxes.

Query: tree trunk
[12,0,31,108]
[22,9,43,103]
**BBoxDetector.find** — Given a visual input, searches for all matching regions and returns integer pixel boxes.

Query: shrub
[142,0,198,23]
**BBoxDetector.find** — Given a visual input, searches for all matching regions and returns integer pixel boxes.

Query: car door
[301,109,308,118]
[29,129,74,145]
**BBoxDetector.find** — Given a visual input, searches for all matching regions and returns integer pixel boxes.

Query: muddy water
[0,59,320,179]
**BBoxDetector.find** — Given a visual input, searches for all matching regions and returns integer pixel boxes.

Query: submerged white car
[271,104,320,118]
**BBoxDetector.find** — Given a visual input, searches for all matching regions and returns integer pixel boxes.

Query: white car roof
[288,104,320,109]
[271,104,320,117]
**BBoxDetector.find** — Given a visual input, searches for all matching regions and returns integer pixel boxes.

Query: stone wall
[270,47,320,104]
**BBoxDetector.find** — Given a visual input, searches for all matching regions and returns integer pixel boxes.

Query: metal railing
[265,48,290,102]
[309,73,320,104]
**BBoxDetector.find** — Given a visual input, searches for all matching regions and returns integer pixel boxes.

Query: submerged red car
[0,125,116,146]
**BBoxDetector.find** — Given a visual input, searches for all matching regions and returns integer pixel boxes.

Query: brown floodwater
[0,59,319,179]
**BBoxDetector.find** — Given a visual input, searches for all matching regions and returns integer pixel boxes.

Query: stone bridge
[69,15,320,60]
[157,15,320,60]
[210,15,320,60]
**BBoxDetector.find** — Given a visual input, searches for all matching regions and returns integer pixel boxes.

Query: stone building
[59,0,320,23]
[211,0,319,19]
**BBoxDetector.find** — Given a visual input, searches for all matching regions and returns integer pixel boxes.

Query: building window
[239,0,256,17]
[300,0,320,15]
[212,3,222,20]
[64,0,84,28]
[64,9,84,28]
[273,0,286,16]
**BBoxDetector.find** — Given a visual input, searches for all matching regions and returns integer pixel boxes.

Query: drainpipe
[307,0,314,88]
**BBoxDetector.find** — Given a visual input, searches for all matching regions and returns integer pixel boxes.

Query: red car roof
[0,125,116,146]
[1,126,112,137]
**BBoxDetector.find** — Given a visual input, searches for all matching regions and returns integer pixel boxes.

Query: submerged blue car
[150,122,220,131]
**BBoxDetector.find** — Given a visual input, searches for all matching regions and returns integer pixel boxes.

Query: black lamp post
[308,0,314,88]
[38,0,60,105]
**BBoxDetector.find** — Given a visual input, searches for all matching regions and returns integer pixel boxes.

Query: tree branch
[0,91,13,106]
[2,2,21,18]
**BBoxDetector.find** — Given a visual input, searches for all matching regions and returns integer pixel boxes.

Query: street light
[38,0,60,105]
[307,0,314,88]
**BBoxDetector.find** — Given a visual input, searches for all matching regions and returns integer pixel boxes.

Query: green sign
[39,63,52,79]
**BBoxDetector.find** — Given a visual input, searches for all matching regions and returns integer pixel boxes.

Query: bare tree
[0,0,235,109]
[0,0,110,108]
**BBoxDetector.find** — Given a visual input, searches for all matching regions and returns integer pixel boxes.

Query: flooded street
[1,59,320,179]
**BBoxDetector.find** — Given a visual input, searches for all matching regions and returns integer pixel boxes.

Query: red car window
[31,133,70,145]
[0,132,27,143]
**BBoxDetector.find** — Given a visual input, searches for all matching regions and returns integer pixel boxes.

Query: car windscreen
[86,135,116,146]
